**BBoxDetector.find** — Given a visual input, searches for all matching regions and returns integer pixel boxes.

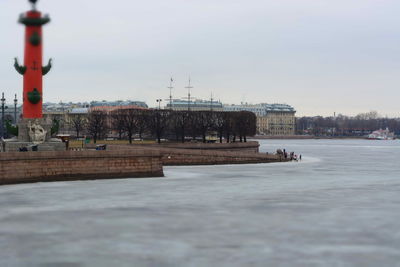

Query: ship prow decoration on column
[14,0,52,119]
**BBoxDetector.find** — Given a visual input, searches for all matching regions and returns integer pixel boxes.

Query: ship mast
[168,77,173,110]
[185,77,193,111]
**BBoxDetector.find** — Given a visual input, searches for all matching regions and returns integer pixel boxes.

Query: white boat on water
[367,128,396,140]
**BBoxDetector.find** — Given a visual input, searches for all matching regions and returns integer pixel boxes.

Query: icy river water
[0,139,399,266]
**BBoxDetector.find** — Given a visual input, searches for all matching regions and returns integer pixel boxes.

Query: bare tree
[213,112,230,143]
[87,110,108,144]
[170,111,189,143]
[136,109,149,140]
[355,111,380,120]
[295,114,400,137]
[195,111,214,143]
[122,109,140,144]
[225,112,236,143]
[147,110,170,144]
[231,111,256,142]
[70,114,86,139]
[241,111,257,142]
[186,111,198,141]
[111,109,125,140]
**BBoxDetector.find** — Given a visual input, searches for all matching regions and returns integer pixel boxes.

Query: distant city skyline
[1,0,399,117]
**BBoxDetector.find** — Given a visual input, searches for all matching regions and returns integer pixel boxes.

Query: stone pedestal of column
[1,115,65,152]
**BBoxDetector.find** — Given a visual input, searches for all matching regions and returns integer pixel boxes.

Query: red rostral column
[14,0,52,119]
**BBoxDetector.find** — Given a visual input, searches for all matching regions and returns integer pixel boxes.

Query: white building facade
[223,103,296,136]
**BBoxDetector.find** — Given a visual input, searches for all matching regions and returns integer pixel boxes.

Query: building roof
[222,103,296,115]
[166,99,223,108]
[90,100,148,108]
[69,108,89,114]
[90,105,147,112]
[262,103,296,113]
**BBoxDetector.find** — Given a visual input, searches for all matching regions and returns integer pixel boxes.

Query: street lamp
[156,99,162,110]
[1,93,6,138]
[14,94,18,124]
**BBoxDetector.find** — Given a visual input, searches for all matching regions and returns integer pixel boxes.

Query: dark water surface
[0,139,399,266]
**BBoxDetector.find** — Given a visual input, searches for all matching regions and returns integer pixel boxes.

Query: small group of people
[275,148,302,162]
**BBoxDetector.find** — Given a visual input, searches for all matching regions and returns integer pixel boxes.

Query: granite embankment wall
[160,149,285,166]
[108,142,286,166]
[252,135,314,140]
[252,135,366,140]
[0,150,163,185]
[0,142,283,186]
[146,141,260,153]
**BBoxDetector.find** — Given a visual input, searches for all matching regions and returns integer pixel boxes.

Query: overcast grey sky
[1,0,399,116]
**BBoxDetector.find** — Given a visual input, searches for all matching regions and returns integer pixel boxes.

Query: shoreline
[0,141,289,186]
[251,135,368,140]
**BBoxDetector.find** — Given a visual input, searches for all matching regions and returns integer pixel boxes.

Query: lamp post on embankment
[14,94,18,124]
[1,93,7,138]
[156,99,162,110]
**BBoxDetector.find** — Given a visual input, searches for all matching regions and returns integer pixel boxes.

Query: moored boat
[367,128,396,140]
